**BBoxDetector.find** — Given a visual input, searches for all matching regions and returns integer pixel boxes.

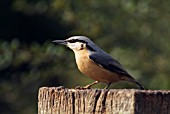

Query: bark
[38,87,170,114]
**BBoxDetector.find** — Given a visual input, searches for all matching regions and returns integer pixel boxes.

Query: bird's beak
[52,40,67,45]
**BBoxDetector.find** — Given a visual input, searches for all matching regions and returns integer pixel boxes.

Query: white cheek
[67,43,81,50]
[72,44,78,49]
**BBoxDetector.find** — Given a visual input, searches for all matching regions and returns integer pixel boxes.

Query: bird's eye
[79,43,85,50]
[81,44,84,48]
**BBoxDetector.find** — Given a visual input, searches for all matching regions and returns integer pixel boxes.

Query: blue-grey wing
[89,53,133,78]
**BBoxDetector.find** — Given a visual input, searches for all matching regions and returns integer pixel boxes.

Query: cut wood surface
[38,87,170,114]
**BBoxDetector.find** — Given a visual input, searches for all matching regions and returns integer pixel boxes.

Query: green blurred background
[0,0,170,114]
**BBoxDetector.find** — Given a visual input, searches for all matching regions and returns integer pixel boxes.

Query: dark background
[0,0,170,114]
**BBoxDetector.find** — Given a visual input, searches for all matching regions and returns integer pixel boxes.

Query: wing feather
[89,53,133,78]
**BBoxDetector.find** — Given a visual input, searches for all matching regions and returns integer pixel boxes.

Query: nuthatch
[53,36,144,89]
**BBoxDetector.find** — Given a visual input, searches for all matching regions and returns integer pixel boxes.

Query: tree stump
[38,87,170,114]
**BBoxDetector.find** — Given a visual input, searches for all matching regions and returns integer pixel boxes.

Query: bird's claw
[75,86,91,89]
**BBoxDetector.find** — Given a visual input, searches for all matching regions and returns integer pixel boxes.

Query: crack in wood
[93,89,102,113]
[101,89,109,113]
[71,92,75,114]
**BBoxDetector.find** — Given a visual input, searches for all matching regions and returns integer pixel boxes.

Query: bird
[53,36,144,90]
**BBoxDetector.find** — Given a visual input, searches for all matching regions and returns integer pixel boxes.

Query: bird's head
[53,36,96,52]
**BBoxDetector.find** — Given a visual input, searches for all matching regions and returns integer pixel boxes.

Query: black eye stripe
[67,39,76,43]
[67,39,87,43]
[67,39,95,51]
[87,45,95,51]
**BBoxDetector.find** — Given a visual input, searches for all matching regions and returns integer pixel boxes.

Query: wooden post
[38,87,170,114]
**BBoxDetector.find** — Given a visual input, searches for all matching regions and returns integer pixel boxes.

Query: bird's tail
[134,80,145,90]
[121,75,145,90]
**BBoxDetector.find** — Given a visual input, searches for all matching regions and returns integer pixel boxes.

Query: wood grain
[38,87,170,114]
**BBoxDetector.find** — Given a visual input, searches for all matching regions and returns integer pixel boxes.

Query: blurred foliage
[0,0,170,114]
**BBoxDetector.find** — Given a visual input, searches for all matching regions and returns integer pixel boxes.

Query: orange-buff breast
[74,49,120,84]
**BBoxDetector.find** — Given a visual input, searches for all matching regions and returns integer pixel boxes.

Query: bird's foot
[75,86,91,89]
[75,81,100,90]
[104,82,111,89]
